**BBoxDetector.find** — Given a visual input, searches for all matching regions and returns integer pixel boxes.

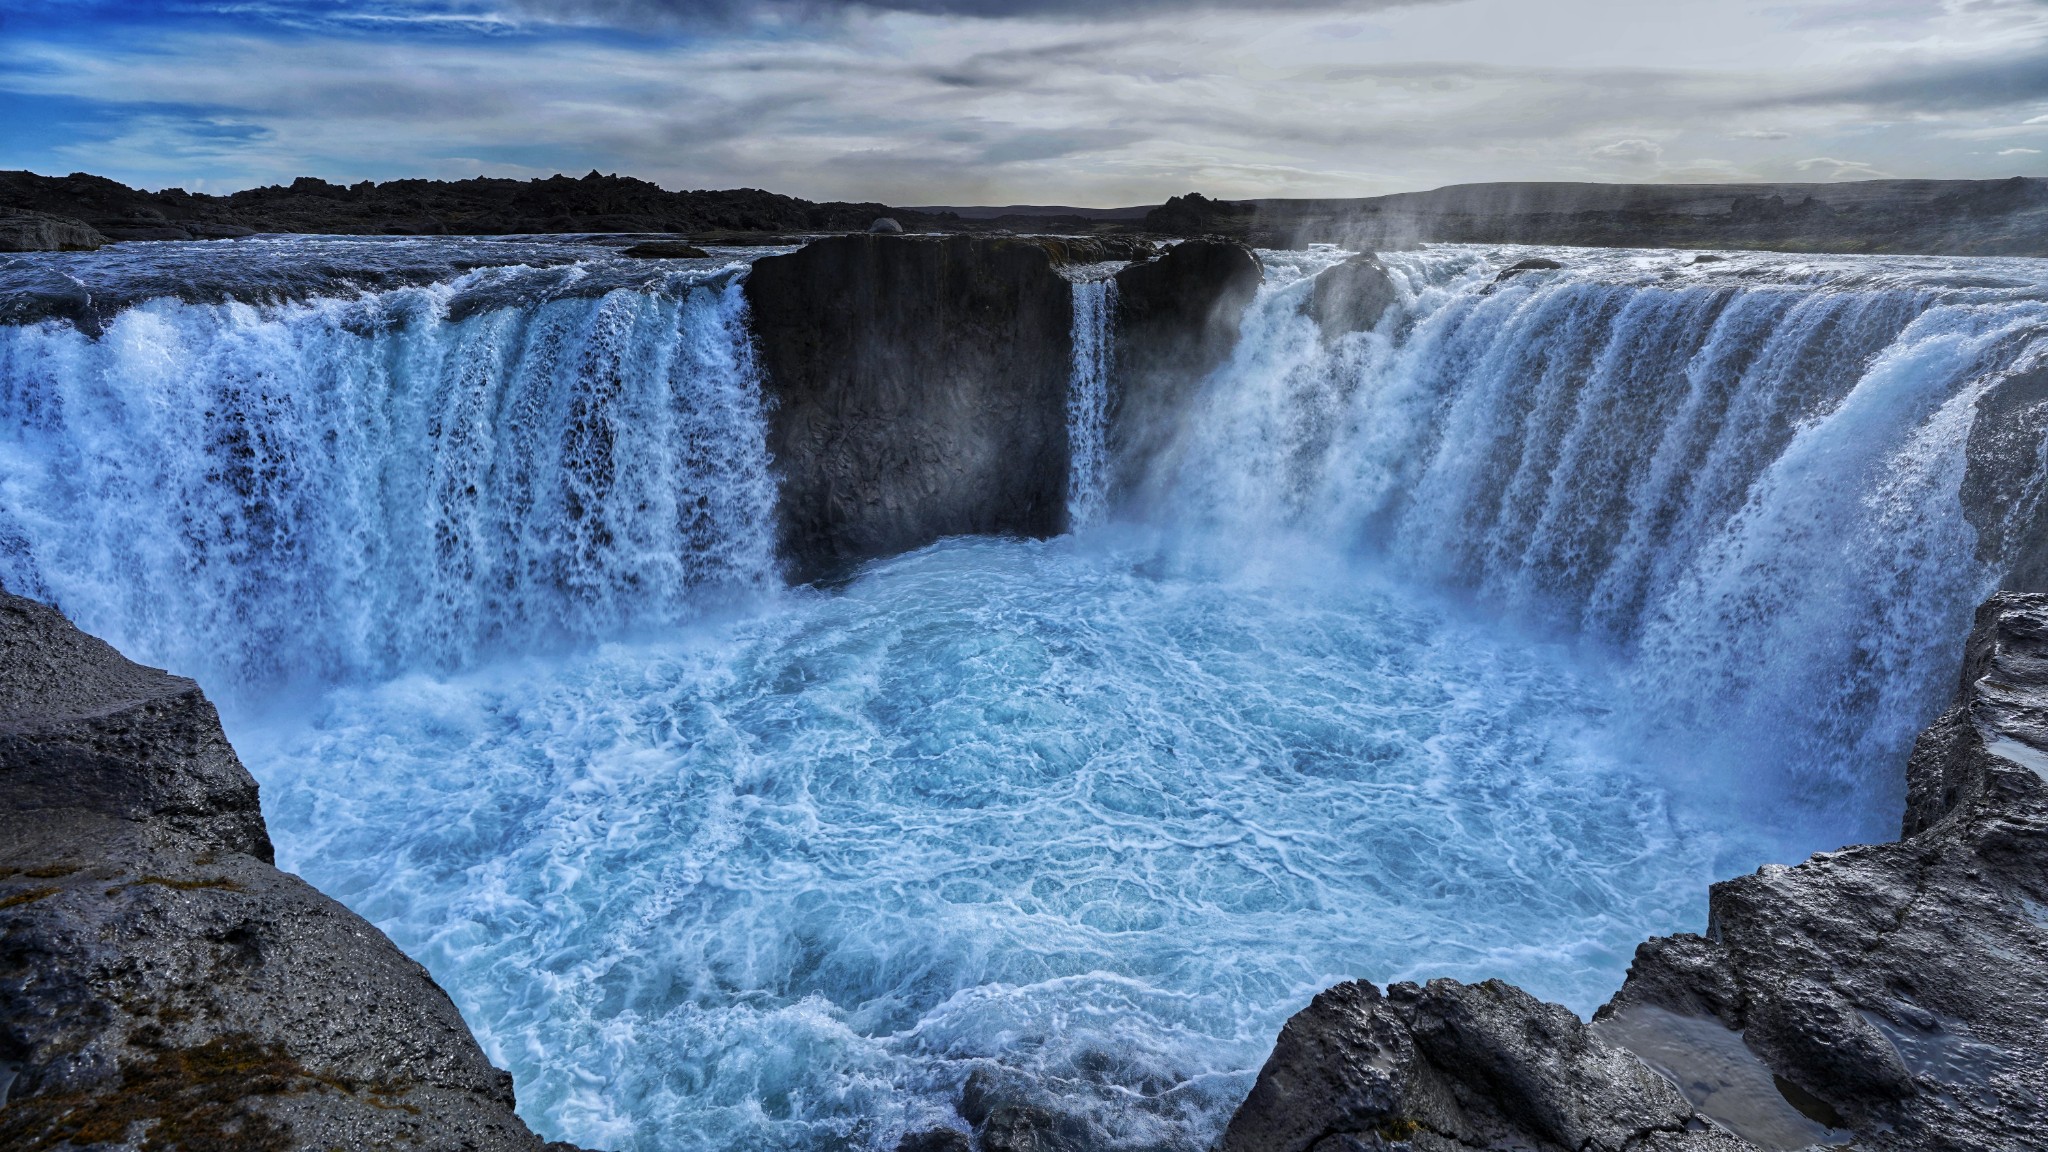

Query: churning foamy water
[3,238,2046,1152]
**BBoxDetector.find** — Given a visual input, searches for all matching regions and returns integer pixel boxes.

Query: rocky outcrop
[0,593,582,1152]
[744,233,1152,582]
[1307,254,1398,341]
[744,233,1072,581]
[1223,980,1746,1152]
[1144,193,1258,238]
[1108,240,1263,498]
[0,207,106,252]
[1224,592,2048,1152]
[0,596,271,862]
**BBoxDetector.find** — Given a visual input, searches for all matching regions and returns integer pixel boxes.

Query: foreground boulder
[0,593,581,1152]
[1224,980,1745,1152]
[1225,592,2048,1152]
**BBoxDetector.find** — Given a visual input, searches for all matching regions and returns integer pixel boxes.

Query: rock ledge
[0,592,586,1152]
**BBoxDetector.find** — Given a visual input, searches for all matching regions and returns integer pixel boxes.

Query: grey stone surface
[1221,979,1743,1152]
[0,206,106,252]
[0,593,271,862]
[1306,253,1398,341]
[0,591,581,1152]
[1225,592,2048,1152]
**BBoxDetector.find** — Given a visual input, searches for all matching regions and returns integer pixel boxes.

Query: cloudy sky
[0,0,2043,204]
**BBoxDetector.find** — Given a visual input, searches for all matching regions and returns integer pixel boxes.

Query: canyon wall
[746,234,1251,581]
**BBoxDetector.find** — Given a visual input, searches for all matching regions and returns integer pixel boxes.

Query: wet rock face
[0,592,578,1152]
[1222,980,1741,1152]
[0,594,270,862]
[1107,240,1263,499]
[1306,253,1398,341]
[1605,591,2048,1152]
[745,233,1080,583]
[1225,592,2048,1152]
[0,207,106,252]
[1962,360,2048,591]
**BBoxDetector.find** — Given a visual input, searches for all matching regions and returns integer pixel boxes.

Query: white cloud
[1590,138,1664,162]
[1795,156,1892,178]
[1999,147,2044,155]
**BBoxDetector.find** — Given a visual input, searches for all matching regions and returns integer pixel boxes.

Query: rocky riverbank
[1220,593,2048,1152]
[0,592,585,1152]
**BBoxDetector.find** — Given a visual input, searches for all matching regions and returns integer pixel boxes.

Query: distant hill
[0,169,935,244]
[1144,180,2048,257]
[4,169,2045,257]
[904,204,1154,221]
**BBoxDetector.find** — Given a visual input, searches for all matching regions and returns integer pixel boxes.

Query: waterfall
[1149,246,2048,822]
[1066,276,1117,529]
[0,269,779,691]
[12,238,2046,1152]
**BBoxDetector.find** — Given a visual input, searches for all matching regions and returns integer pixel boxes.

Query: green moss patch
[0,1033,414,1152]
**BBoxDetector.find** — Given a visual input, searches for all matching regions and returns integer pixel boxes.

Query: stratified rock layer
[0,592,580,1152]
[1224,592,2048,1152]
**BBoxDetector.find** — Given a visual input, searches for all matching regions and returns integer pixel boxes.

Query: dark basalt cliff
[746,234,1080,583]
[1107,240,1265,500]
[0,593,584,1152]
[745,233,1166,583]
[1963,359,2048,592]
[1223,593,2048,1152]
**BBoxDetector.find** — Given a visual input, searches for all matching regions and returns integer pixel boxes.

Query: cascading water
[1065,275,1118,529]
[1157,246,2048,829]
[0,248,779,687]
[3,237,2045,1152]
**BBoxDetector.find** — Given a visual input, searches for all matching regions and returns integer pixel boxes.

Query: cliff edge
[0,593,585,1152]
